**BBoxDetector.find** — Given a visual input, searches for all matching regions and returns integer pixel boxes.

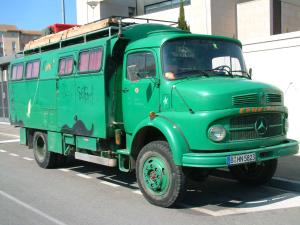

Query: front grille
[232,93,258,107]
[229,113,283,141]
[266,94,282,104]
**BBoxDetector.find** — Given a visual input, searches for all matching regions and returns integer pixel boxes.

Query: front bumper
[182,139,299,168]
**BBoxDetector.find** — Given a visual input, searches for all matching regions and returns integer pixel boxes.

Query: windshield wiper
[175,70,209,78]
[231,70,251,79]
[204,68,233,77]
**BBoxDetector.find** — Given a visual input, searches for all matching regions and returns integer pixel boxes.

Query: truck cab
[116,24,298,207]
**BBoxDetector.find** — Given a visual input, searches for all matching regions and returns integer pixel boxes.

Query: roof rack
[23,16,178,55]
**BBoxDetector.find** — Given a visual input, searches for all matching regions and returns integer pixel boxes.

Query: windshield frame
[161,37,248,81]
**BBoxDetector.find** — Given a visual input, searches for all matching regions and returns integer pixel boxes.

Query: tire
[33,132,62,169]
[136,141,186,208]
[229,159,278,185]
[184,167,210,182]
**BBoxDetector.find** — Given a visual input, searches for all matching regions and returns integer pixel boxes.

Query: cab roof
[121,23,242,52]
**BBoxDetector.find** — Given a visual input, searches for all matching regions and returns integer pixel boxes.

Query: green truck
[8,18,299,207]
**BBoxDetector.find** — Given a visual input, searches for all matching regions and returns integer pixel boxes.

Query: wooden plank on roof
[24,18,118,51]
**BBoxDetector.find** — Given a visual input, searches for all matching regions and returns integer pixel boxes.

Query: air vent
[232,93,258,107]
[266,94,282,104]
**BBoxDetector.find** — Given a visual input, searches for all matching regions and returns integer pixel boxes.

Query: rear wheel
[229,159,277,185]
[33,132,64,168]
[136,141,186,207]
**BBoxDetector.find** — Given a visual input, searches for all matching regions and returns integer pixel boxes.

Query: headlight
[208,125,226,142]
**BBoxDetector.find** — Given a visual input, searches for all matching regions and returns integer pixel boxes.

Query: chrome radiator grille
[229,113,283,141]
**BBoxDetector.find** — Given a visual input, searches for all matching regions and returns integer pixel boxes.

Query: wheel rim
[143,156,170,196]
[35,136,47,162]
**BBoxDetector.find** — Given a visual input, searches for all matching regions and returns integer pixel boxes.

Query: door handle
[122,88,129,93]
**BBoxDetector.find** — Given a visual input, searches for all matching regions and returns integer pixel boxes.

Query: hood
[171,77,283,111]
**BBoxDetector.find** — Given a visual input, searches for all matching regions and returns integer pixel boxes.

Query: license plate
[227,153,256,166]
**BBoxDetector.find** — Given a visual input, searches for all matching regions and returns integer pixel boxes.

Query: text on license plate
[227,153,256,166]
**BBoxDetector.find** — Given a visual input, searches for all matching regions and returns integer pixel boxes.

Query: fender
[130,115,190,165]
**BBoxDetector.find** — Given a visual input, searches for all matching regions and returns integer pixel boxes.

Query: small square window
[79,51,89,72]
[11,64,23,80]
[26,63,33,78]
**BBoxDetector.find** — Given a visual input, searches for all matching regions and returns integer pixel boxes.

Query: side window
[59,57,74,75]
[126,52,156,81]
[26,60,40,79]
[11,64,23,80]
[78,47,103,73]
[78,51,89,72]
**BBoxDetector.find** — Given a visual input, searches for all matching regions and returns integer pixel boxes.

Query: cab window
[126,52,156,81]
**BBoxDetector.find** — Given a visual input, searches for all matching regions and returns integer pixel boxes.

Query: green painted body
[8,23,298,169]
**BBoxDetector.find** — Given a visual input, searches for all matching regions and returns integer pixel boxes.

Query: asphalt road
[0,124,300,225]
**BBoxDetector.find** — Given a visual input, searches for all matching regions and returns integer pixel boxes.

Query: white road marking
[183,194,300,216]
[0,139,20,144]
[76,174,92,179]
[9,153,19,157]
[0,149,7,153]
[132,190,142,195]
[23,157,34,161]
[0,132,20,138]
[58,168,71,172]
[273,176,300,185]
[99,181,120,188]
[0,122,10,125]
[0,189,68,225]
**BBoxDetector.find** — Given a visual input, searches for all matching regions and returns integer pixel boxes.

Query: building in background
[76,0,300,41]
[237,0,300,41]
[0,24,41,57]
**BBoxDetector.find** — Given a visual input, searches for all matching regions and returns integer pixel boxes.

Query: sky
[0,0,77,31]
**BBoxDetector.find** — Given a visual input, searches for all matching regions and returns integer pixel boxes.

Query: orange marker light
[149,111,156,120]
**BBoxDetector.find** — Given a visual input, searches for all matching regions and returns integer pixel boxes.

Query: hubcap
[143,156,170,195]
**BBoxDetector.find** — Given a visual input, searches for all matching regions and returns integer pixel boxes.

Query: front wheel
[136,141,186,207]
[229,159,278,185]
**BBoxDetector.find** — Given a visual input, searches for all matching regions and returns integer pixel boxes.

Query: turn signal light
[149,111,156,120]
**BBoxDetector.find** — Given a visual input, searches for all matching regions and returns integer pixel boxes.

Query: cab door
[122,50,160,134]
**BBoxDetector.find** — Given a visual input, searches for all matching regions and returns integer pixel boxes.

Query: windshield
[162,38,248,80]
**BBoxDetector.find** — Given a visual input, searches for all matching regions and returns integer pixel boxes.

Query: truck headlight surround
[208,125,226,142]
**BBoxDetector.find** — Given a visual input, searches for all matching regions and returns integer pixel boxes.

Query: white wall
[76,0,136,24]
[243,31,300,141]
[137,0,212,35]
[237,0,272,41]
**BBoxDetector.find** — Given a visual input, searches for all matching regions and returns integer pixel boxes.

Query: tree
[178,0,190,32]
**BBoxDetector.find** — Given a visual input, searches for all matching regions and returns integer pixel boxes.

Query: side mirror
[249,68,253,79]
